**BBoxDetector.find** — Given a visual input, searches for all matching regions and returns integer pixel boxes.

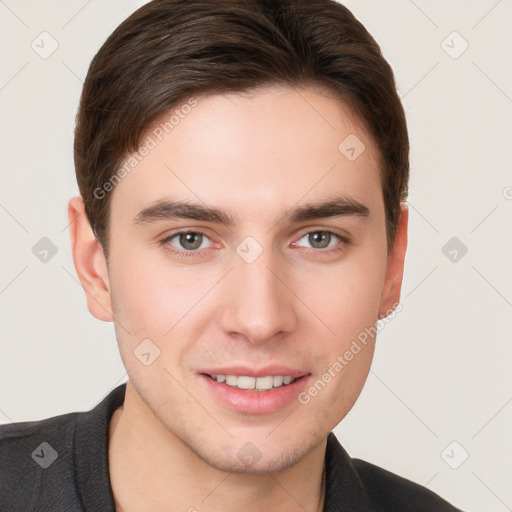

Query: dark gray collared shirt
[0,383,464,511]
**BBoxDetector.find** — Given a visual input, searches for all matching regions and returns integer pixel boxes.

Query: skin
[68,84,408,511]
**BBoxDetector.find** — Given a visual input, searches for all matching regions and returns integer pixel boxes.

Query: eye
[162,231,213,256]
[160,228,349,259]
[294,230,346,251]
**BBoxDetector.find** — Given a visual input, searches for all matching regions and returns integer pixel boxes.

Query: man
[0,0,465,510]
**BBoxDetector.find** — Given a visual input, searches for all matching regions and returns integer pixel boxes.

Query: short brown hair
[74,0,409,260]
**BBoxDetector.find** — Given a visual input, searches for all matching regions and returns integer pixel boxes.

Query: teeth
[226,375,238,386]
[273,376,284,387]
[256,376,274,390]
[210,374,297,390]
[237,376,256,389]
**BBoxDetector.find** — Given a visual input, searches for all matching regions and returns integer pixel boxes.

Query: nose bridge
[220,242,296,344]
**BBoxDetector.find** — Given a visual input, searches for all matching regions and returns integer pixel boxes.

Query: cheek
[297,266,383,426]
[109,262,194,389]
[110,253,205,337]
[109,254,224,383]
[302,253,387,344]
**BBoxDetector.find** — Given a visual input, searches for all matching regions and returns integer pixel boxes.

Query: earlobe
[378,204,408,319]
[67,196,113,322]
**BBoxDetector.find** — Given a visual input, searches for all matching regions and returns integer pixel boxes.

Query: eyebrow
[133,195,370,226]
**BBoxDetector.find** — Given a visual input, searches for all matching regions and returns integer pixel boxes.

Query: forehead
[109,85,382,224]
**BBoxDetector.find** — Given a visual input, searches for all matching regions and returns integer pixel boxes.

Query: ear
[67,196,113,322]
[378,204,408,318]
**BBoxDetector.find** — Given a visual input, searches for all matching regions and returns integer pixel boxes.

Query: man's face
[101,85,401,473]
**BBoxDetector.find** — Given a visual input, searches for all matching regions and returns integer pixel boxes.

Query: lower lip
[199,374,311,415]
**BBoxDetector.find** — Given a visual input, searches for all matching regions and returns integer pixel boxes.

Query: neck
[108,380,326,512]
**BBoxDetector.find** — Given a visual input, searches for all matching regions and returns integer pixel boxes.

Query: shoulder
[0,409,80,466]
[351,457,463,512]
[0,411,82,511]
[0,384,126,511]
[324,432,464,511]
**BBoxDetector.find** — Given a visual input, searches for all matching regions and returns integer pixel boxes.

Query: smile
[206,374,296,390]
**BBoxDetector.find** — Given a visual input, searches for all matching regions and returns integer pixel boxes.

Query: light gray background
[0,1,510,511]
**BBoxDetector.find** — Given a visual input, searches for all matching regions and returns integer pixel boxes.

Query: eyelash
[159,229,351,259]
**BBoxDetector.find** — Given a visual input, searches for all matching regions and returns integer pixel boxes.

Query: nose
[219,248,297,345]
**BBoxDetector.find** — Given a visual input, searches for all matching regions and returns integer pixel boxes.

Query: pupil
[181,232,202,250]
[310,232,329,249]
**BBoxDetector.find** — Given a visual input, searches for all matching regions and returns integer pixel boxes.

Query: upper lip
[199,365,309,378]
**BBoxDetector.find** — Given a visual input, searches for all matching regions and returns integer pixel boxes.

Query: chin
[183,429,321,475]
[199,443,306,474]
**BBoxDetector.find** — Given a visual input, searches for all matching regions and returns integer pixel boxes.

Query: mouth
[202,373,302,391]
[198,367,311,414]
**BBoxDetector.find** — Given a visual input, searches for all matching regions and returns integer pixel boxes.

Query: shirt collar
[323,432,376,511]
[74,383,126,511]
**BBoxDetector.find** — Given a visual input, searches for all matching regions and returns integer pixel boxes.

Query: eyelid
[161,227,216,241]
[294,226,350,242]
